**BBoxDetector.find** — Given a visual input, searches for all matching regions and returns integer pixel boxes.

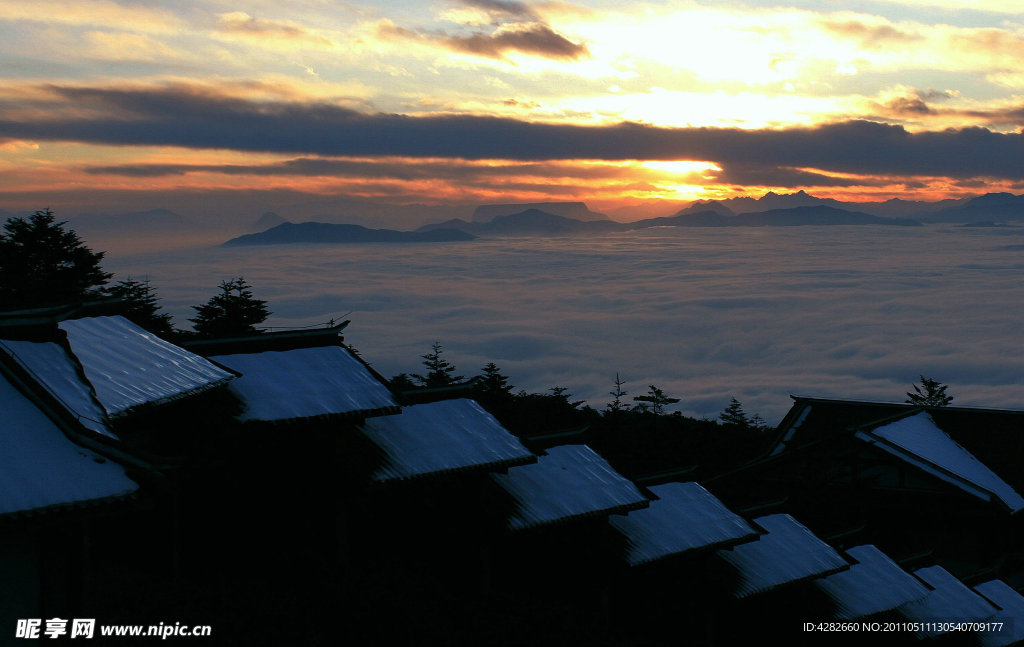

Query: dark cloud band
[6,84,1024,180]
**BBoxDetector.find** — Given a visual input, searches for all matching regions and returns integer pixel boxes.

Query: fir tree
[0,208,111,310]
[411,342,464,387]
[479,362,514,396]
[906,375,954,407]
[719,397,750,427]
[189,277,270,338]
[749,414,770,432]
[108,276,175,337]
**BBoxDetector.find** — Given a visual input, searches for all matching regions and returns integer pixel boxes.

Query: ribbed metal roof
[211,346,398,422]
[608,482,757,566]
[815,545,928,619]
[0,373,138,517]
[898,565,998,638]
[975,580,1024,647]
[359,398,535,482]
[0,339,116,438]
[858,412,1024,513]
[59,316,235,418]
[492,444,648,531]
[716,513,848,599]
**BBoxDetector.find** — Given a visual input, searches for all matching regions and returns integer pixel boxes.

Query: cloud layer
[4,83,1024,184]
[103,224,1024,425]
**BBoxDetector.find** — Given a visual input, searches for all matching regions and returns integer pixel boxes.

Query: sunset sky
[4,0,1024,214]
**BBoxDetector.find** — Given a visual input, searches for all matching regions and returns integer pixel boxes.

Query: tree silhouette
[549,386,584,409]
[633,385,680,415]
[719,397,750,427]
[0,208,111,310]
[411,342,464,387]
[389,373,417,391]
[109,276,174,337]
[606,373,628,414]
[906,375,954,407]
[479,362,513,396]
[189,277,270,338]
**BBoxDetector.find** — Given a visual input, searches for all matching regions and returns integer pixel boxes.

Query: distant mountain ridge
[417,204,922,237]
[471,202,608,222]
[223,221,476,246]
[679,190,977,219]
[635,205,920,228]
[920,192,1024,223]
[419,208,620,236]
[254,211,288,230]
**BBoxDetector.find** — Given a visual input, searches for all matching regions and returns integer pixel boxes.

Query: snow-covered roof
[359,398,535,482]
[0,372,138,517]
[59,316,235,418]
[608,482,757,566]
[974,580,1024,647]
[814,545,928,619]
[716,514,847,599]
[0,339,115,438]
[210,346,398,423]
[898,566,998,638]
[491,444,648,531]
[855,411,1024,513]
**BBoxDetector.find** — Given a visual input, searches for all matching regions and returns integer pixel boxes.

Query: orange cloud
[215,11,338,49]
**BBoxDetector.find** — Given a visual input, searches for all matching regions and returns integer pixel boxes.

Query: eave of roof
[854,411,1024,514]
[362,399,536,484]
[492,444,649,532]
[179,321,350,356]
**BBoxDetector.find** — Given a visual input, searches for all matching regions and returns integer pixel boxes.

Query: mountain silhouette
[471,202,609,222]
[223,221,476,246]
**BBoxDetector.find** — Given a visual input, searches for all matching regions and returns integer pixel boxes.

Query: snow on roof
[210,346,398,422]
[716,514,848,599]
[856,411,1024,513]
[359,398,535,482]
[814,545,928,619]
[0,373,138,517]
[59,316,235,418]
[0,339,115,439]
[608,482,757,566]
[898,566,999,638]
[491,444,648,531]
[974,580,1024,647]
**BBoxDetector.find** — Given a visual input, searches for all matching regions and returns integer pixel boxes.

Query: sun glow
[640,160,721,175]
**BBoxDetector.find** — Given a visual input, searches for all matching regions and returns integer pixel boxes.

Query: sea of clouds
[104,224,1024,425]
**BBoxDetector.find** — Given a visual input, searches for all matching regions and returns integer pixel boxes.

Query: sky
[4,0,1024,215]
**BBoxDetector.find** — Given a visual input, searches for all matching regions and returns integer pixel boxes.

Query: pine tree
[906,375,954,407]
[633,385,680,415]
[479,362,514,396]
[108,276,175,337]
[719,397,750,427]
[749,414,770,432]
[0,208,111,310]
[411,342,464,387]
[606,373,628,414]
[189,277,270,338]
